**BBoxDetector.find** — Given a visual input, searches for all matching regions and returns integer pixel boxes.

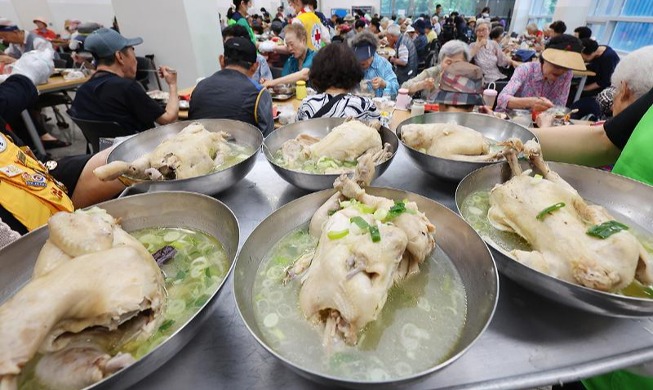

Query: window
[587,0,653,52]
[528,0,557,28]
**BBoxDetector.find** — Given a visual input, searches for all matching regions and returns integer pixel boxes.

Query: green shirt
[612,104,653,185]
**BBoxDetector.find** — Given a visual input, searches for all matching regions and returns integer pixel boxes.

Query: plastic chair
[68,114,133,154]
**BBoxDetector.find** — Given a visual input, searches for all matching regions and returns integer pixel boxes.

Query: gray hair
[476,20,491,30]
[386,24,401,37]
[526,23,538,32]
[350,31,378,50]
[438,40,471,62]
[611,45,653,100]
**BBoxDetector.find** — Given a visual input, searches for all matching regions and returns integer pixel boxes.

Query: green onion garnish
[327,229,350,240]
[369,226,381,242]
[586,220,629,239]
[350,217,381,242]
[350,216,370,229]
[536,202,566,221]
[159,319,175,332]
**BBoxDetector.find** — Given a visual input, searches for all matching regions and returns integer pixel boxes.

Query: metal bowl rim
[234,186,500,385]
[454,161,653,306]
[107,119,264,185]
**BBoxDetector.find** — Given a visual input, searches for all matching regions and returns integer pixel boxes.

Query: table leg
[20,109,46,156]
[574,75,587,103]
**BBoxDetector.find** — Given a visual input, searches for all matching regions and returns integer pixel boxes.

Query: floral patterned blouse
[496,61,573,112]
[469,40,512,84]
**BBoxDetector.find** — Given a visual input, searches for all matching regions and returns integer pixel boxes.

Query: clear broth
[252,227,468,381]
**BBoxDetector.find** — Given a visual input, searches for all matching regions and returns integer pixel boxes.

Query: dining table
[23,74,90,155]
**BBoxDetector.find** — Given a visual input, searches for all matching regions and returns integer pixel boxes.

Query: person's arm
[402,67,436,94]
[532,124,620,166]
[380,58,399,96]
[496,64,526,111]
[583,82,601,92]
[155,66,179,125]
[0,75,38,117]
[256,90,274,136]
[495,41,512,68]
[469,40,484,58]
[263,68,309,88]
[390,43,408,67]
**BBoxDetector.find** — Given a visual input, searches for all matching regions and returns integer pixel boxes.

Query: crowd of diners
[1,3,652,270]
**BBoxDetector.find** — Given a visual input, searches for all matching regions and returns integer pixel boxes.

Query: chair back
[136,56,156,90]
[53,58,68,69]
[68,114,133,154]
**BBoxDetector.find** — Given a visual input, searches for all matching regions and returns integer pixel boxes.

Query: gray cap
[85,27,143,58]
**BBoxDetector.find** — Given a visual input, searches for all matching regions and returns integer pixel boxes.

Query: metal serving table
[134,151,653,390]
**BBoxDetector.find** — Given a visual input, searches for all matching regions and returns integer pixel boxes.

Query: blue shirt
[282,49,315,76]
[364,54,399,97]
[255,54,273,82]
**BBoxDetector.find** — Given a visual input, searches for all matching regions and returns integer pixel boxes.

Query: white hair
[386,24,401,36]
[438,39,471,62]
[476,20,491,30]
[611,45,653,100]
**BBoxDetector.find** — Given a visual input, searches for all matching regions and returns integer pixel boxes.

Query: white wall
[509,0,531,35]
[10,0,55,31]
[0,0,19,25]
[47,0,114,31]
[112,0,221,90]
[552,0,591,32]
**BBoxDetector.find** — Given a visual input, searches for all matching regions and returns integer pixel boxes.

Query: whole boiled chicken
[285,155,436,346]
[0,208,166,390]
[94,122,233,181]
[279,118,393,173]
[488,139,653,292]
[401,122,502,162]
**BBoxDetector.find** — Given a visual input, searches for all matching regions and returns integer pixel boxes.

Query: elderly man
[386,24,418,85]
[402,40,470,100]
[69,28,178,133]
[351,31,399,97]
[190,37,273,136]
[0,20,53,62]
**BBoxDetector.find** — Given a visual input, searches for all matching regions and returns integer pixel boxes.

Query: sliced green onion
[327,229,350,240]
[357,204,376,214]
[586,220,629,239]
[159,319,175,332]
[369,226,381,242]
[350,216,370,229]
[536,202,566,221]
[383,200,408,222]
[373,208,388,221]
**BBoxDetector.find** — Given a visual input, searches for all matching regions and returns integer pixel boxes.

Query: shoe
[42,139,72,149]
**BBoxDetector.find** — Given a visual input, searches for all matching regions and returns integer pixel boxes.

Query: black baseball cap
[224,37,257,64]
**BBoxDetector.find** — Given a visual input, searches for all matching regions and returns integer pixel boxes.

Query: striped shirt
[297,93,381,121]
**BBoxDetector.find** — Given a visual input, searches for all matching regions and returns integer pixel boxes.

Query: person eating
[350,31,398,98]
[469,20,518,84]
[263,24,314,88]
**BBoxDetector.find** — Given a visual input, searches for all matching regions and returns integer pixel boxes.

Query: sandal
[42,139,72,149]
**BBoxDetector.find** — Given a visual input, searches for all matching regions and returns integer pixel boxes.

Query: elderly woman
[350,31,399,97]
[524,23,542,42]
[496,34,585,112]
[401,40,470,99]
[469,20,518,84]
[297,43,380,121]
[263,24,315,88]
[532,45,653,175]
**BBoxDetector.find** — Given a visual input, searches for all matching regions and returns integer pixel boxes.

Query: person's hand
[535,112,555,128]
[159,66,177,86]
[0,55,16,65]
[371,77,385,90]
[258,40,276,53]
[477,37,488,47]
[478,105,494,115]
[532,97,553,112]
[263,79,277,89]
[421,77,436,90]
[11,49,54,85]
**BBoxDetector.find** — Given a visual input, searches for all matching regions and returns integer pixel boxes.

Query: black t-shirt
[604,88,653,150]
[587,46,620,90]
[69,70,165,133]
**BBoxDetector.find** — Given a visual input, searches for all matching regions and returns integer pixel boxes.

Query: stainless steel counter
[134,151,653,390]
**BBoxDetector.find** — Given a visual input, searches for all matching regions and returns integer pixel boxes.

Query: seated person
[574,26,592,39]
[411,20,429,64]
[350,31,399,97]
[0,21,70,150]
[401,40,470,99]
[69,28,178,134]
[32,17,57,40]
[496,34,585,112]
[469,20,518,84]
[549,20,567,38]
[263,24,314,88]
[580,38,620,97]
[222,25,272,83]
[386,24,418,85]
[533,45,653,172]
[0,58,124,236]
[431,61,492,113]
[189,37,273,136]
[297,43,380,121]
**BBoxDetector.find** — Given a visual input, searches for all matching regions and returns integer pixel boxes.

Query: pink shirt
[496,61,573,112]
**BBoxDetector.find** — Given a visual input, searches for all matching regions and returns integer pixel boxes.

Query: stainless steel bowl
[234,187,498,387]
[108,119,263,195]
[456,161,653,317]
[0,191,239,389]
[263,118,399,191]
[396,112,537,182]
